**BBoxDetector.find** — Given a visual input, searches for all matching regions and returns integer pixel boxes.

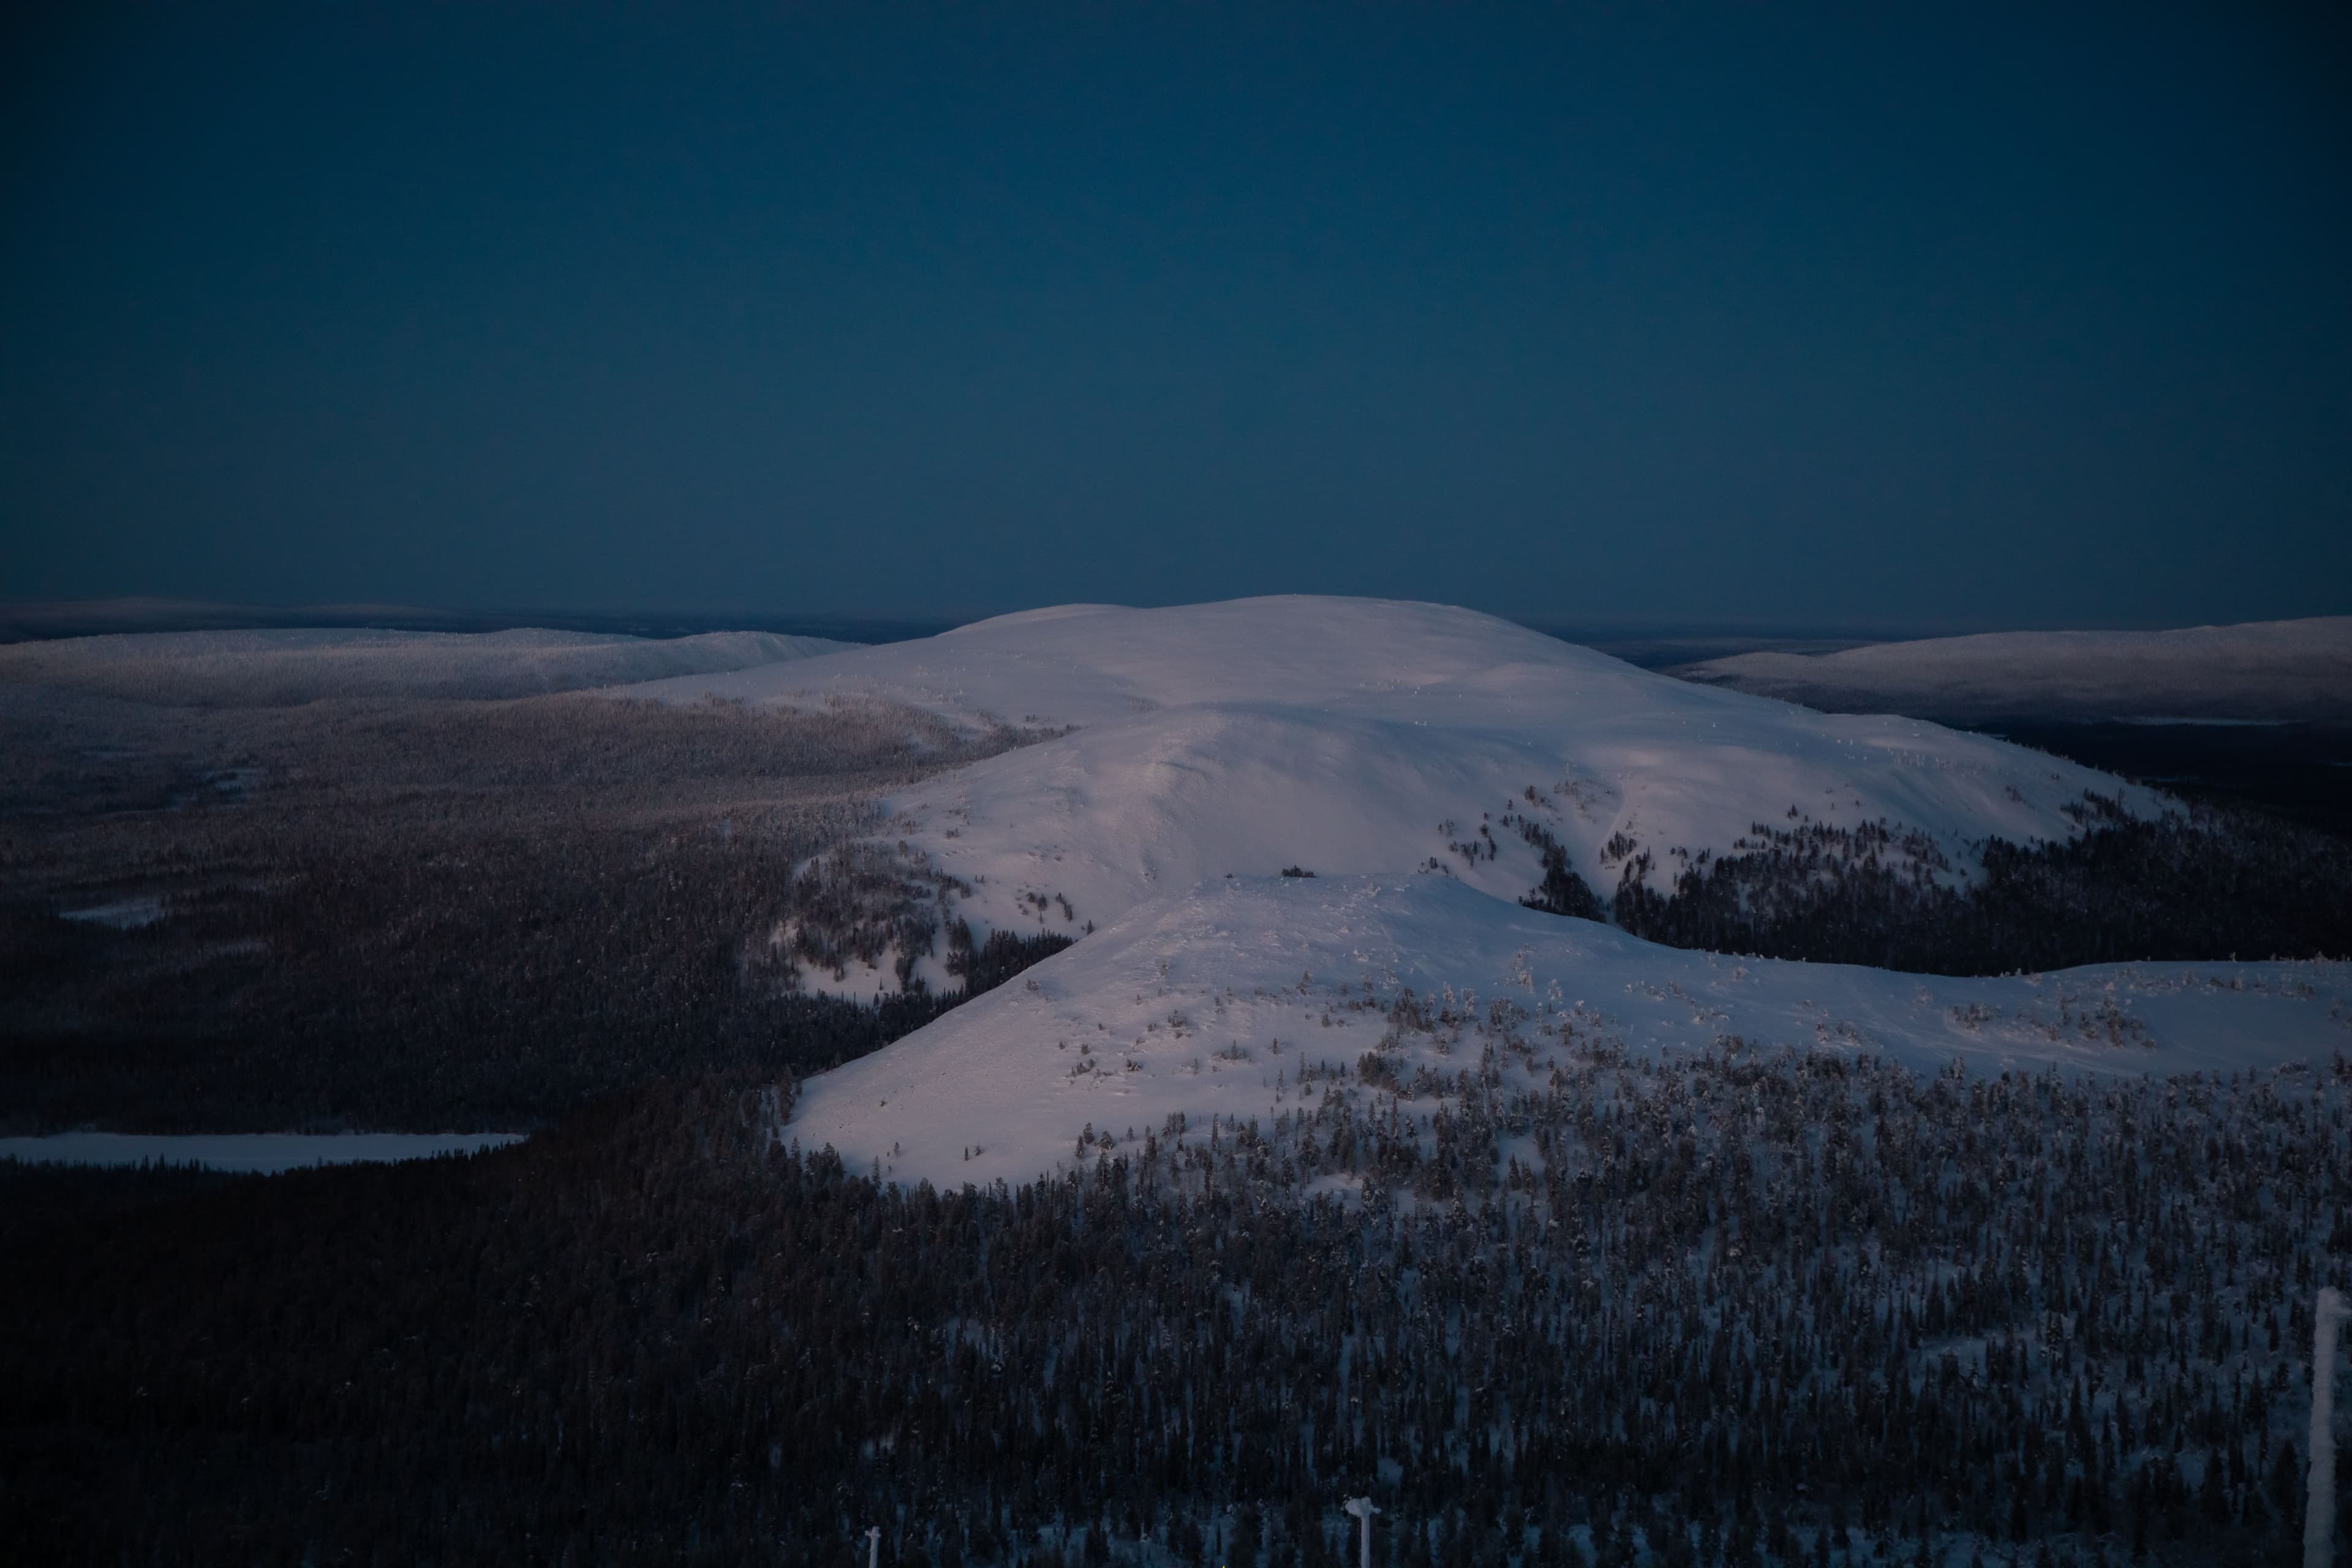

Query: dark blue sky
[4,4,2347,628]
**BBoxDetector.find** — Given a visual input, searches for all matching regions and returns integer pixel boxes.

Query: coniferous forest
[9,1046,2352,1565]
[1594,794,2352,976]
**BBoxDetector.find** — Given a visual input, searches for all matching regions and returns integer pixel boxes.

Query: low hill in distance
[0,625,849,707]
[1671,616,2352,724]
[0,597,955,647]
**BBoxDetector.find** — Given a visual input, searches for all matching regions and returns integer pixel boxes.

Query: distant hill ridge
[1671,615,2352,722]
[0,625,850,706]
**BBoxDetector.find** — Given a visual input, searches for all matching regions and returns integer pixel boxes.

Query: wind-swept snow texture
[0,627,850,707]
[795,873,2352,1191]
[1674,616,2352,723]
[633,597,2152,948]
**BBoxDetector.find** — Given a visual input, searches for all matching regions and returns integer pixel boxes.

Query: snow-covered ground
[1672,616,2352,722]
[796,873,2352,1191]
[0,626,850,706]
[630,598,2152,963]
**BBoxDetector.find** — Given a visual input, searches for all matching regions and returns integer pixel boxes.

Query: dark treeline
[9,1047,2350,1566]
[950,922,1076,994]
[1548,794,2352,975]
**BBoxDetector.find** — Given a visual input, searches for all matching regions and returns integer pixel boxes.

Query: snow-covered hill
[631,597,2150,990]
[0,626,850,706]
[794,872,2352,1192]
[1672,616,2352,723]
[601,598,2339,1189]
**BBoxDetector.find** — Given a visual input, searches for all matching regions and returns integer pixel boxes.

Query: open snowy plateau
[620,597,2348,1187]
[1672,614,2352,723]
[0,624,851,706]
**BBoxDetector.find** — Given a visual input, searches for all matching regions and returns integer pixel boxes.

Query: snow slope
[631,598,2152,974]
[0,627,850,707]
[793,873,2352,1192]
[1672,616,2352,723]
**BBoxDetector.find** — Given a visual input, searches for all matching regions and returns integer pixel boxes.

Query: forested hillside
[9,1045,2348,1565]
[1595,794,2352,974]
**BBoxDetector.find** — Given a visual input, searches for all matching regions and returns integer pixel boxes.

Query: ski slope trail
[793,874,2352,1193]
[631,597,2152,976]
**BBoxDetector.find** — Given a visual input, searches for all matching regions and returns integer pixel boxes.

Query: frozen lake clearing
[0,1131,526,1174]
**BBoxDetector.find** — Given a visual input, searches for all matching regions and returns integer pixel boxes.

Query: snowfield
[0,625,851,706]
[1672,615,2352,723]
[795,873,2352,1193]
[631,597,2152,965]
